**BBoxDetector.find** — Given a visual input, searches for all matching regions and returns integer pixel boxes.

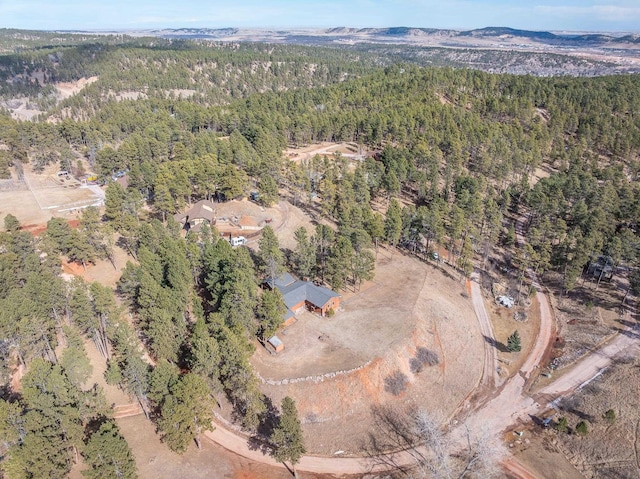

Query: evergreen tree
[60,326,93,389]
[575,421,589,436]
[271,396,306,478]
[188,318,221,391]
[327,235,354,291]
[158,373,215,452]
[256,289,286,340]
[555,416,568,433]
[104,181,127,227]
[0,399,22,455]
[258,175,279,206]
[258,225,285,281]
[507,330,522,352]
[5,358,90,479]
[313,224,335,282]
[292,226,315,280]
[89,282,117,359]
[384,199,403,247]
[3,214,20,232]
[148,359,181,407]
[82,420,138,479]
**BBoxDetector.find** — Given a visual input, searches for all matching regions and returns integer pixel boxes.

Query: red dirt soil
[21,219,80,236]
[62,260,87,275]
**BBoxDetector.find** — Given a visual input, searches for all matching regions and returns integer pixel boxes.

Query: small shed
[267,335,284,353]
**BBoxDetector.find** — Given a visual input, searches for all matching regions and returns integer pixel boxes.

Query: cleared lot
[250,249,484,454]
[0,163,103,229]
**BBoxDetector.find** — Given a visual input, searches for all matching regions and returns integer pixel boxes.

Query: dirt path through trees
[470,273,500,389]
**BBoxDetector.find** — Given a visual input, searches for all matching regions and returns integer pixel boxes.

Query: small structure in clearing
[267,335,284,353]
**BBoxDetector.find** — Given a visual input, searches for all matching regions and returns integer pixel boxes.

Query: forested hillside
[1,33,640,477]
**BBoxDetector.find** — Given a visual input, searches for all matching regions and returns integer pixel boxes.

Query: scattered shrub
[555,416,568,433]
[384,371,408,396]
[410,347,440,373]
[576,421,589,436]
[603,409,616,424]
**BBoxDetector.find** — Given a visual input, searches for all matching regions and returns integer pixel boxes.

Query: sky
[1,0,639,33]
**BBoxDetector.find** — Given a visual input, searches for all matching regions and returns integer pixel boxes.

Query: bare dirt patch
[249,250,483,454]
[512,433,584,479]
[271,197,317,251]
[181,198,282,240]
[168,89,197,98]
[201,198,316,252]
[76,243,132,288]
[1,97,44,120]
[486,292,540,380]
[437,93,453,105]
[542,270,625,373]
[284,141,371,164]
[529,164,554,187]
[0,189,53,228]
[112,90,148,102]
[55,76,99,100]
[1,163,103,229]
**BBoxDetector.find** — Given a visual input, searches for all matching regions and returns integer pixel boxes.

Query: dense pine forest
[1,32,640,478]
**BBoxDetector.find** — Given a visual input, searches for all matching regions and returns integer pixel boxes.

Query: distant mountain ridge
[138,26,639,46]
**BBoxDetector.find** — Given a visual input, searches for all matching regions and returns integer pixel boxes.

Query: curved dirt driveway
[515,213,556,383]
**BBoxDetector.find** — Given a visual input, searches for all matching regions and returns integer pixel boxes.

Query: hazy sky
[1,0,639,32]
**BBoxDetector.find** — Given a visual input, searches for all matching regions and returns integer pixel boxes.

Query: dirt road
[515,213,556,383]
[469,273,500,388]
[536,328,640,400]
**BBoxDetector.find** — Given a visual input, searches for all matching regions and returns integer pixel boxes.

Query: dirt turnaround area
[251,250,484,455]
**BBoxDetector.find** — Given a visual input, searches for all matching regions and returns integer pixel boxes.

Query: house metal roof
[268,273,340,310]
[270,272,296,289]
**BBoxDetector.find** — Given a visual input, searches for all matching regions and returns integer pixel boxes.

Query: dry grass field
[0,162,103,230]
[248,248,484,454]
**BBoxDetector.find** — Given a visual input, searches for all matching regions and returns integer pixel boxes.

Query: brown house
[173,199,216,232]
[266,273,340,323]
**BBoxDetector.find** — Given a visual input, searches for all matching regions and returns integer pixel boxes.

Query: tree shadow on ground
[483,334,509,353]
[257,395,280,439]
[556,397,594,422]
[358,404,418,477]
[245,395,280,456]
[246,435,273,456]
[613,327,640,340]
[616,317,640,329]
[614,317,640,340]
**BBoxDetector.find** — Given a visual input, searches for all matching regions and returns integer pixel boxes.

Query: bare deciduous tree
[365,406,504,479]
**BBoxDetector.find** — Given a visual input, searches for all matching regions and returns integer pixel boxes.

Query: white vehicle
[230,236,247,246]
